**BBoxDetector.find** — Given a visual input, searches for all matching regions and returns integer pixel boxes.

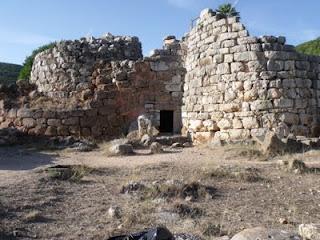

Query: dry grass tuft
[121,202,156,229]
[281,159,320,174]
[172,202,203,218]
[24,210,48,223]
[206,166,264,183]
[45,165,93,182]
[141,182,216,201]
[224,144,266,161]
[201,223,224,237]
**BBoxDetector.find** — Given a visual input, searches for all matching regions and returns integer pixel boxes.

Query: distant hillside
[296,38,320,56]
[0,62,22,85]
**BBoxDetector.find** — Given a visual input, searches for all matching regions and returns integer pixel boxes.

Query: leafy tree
[18,42,56,80]
[215,3,240,18]
[296,38,320,56]
[0,62,22,85]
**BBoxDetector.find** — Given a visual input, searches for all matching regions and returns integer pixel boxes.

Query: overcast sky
[1,0,319,64]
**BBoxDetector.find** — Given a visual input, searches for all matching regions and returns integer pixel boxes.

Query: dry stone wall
[182,9,320,143]
[30,34,142,98]
[1,9,320,142]
[0,36,185,139]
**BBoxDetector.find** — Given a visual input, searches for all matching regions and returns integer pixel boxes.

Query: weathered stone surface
[299,224,320,240]
[242,117,259,129]
[109,141,134,156]
[217,119,232,130]
[231,227,300,240]
[22,118,36,128]
[150,142,163,154]
[1,7,320,144]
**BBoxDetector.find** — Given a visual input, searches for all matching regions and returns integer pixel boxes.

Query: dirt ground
[0,144,319,240]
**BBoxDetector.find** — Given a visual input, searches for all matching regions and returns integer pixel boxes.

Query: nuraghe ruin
[1,9,320,143]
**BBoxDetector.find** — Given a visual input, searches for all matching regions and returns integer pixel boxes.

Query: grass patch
[120,181,216,201]
[24,210,49,223]
[207,166,264,183]
[224,144,266,161]
[45,165,93,182]
[201,223,224,237]
[172,203,203,218]
[281,159,320,174]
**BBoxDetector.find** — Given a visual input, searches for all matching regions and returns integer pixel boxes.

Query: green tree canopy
[215,3,240,18]
[18,42,56,80]
[0,62,22,85]
[296,38,320,56]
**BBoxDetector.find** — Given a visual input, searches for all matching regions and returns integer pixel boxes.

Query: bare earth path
[0,145,319,240]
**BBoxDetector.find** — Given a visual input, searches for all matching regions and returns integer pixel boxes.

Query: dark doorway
[160,110,174,133]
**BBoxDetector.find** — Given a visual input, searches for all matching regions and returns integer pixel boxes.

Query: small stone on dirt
[171,142,183,148]
[150,142,163,154]
[108,206,121,219]
[141,134,152,146]
[109,143,134,156]
[230,227,301,240]
[120,181,146,194]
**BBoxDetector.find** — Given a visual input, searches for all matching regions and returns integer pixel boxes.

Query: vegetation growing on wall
[18,43,56,80]
[215,3,240,18]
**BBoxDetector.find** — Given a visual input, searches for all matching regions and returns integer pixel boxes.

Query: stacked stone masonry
[182,9,320,142]
[0,34,186,139]
[1,9,320,142]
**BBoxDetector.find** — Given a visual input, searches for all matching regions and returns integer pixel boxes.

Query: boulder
[299,224,320,240]
[141,134,152,146]
[150,142,163,154]
[255,131,305,156]
[171,142,183,148]
[127,130,140,143]
[259,131,287,156]
[231,227,301,240]
[108,206,121,219]
[72,141,96,152]
[109,143,134,156]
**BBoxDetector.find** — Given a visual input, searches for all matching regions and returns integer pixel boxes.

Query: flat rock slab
[231,227,301,240]
[299,224,320,240]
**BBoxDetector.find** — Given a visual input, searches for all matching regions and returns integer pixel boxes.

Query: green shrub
[18,42,56,80]
[215,3,240,18]
[296,38,320,56]
[0,62,22,85]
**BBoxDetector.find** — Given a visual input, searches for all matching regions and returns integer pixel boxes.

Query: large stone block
[216,63,230,74]
[234,51,265,62]
[189,119,203,131]
[250,100,273,111]
[242,117,259,129]
[203,120,219,131]
[220,103,241,113]
[248,60,266,72]
[150,61,169,71]
[62,117,79,126]
[229,129,250,140]
[17,109,33,118]
[231,62,245,73]
[45,126,57,136]
[47,119,62,127]
[279,113,300,125]
[267,60,284,71]
[274,99,294,108]
[217,119,232,130]
[22,118,36,128]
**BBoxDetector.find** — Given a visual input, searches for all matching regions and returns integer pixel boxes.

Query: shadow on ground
[0,146,57,171]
